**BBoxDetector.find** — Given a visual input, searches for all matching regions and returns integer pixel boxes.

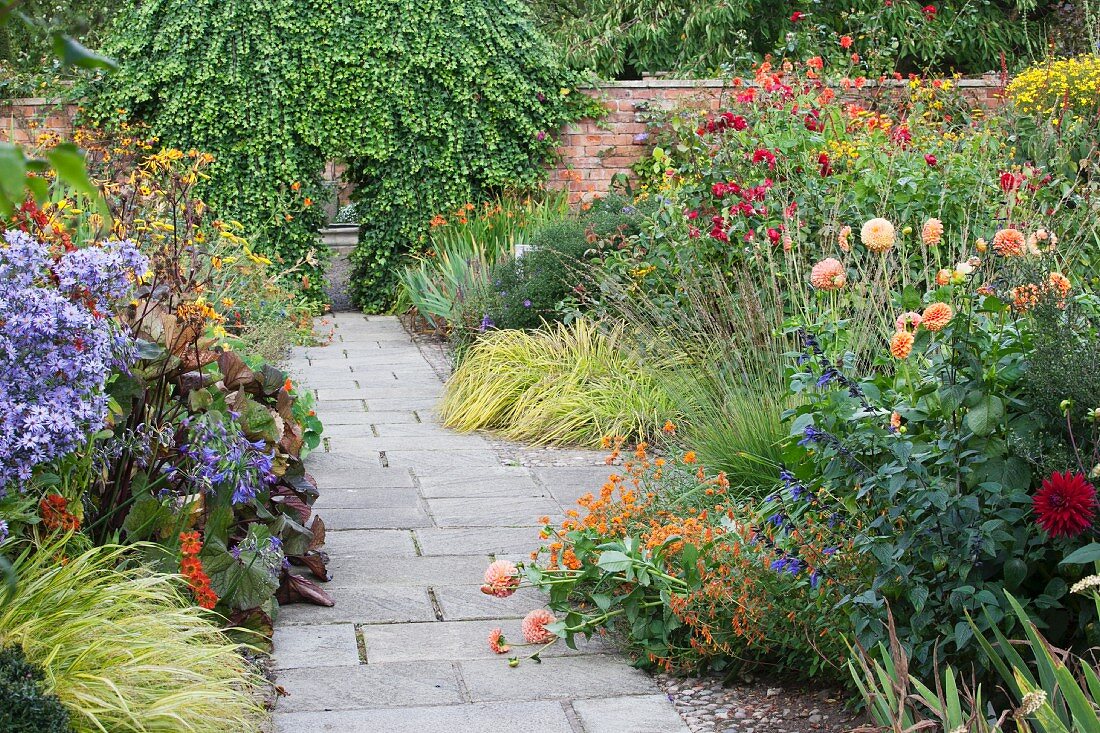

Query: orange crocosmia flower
[683,451,697,464]
[283,377,293,393]
[662,420,677,434]
[290,181,302,191]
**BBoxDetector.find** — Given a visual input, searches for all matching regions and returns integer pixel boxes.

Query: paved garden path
[272,312,688,733]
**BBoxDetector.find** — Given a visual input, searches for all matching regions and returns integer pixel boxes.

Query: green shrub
[486,220,590,331]
[533,0,1049,78]
[338,0,597,311]
[87,0,331,302]
[0,644,70,733]
[0,542,263,733]
[440,319,674,446]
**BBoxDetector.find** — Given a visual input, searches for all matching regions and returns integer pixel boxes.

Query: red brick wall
[548,76,1005,205]
[0,98,77,146]
[2,76,1006,209]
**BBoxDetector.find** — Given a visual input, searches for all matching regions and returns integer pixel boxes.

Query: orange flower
[1048,272,1071,298]
[992,228,1025,257]
[481,560,520,598]
[290,181,301,192]
[935,268,952,286]
[890,412,902,430]
[921,218,943,246]
[861,218,896,253]
[1011,284,1041,312]
[179,531,203,555]
[662,420,677,435]
[890,330,914,359]
[283,377,293,393]
[521,609,557,644]
[920,302,953,332]
[303,197,313,207]
[40,494,79,532]
[488,628,510,654]
[840,35,853,49]
[683,451,697,464]
[810,257,846,290]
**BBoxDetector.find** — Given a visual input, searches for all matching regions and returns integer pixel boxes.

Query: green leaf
[966,395,1004,436]
[46,143,109,219]
[1060,543,1100,566]
[596,550,633,573]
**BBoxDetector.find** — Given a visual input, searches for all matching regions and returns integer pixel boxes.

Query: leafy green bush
[0,644,70,733]
[87,0,331,301]
[440,319,674,446]
[534,0,1049,78]
[0,543,264,733]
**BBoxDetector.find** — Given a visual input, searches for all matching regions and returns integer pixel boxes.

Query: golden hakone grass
[440,318,675,447]
[0,542,264,733]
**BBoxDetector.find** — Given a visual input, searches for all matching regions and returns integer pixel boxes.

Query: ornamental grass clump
[0,542,263,732]
[440,319,674,446]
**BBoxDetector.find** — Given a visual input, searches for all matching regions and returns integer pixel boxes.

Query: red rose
[790,11,804,21]
[922,4,936,19]
[924,154,937,167]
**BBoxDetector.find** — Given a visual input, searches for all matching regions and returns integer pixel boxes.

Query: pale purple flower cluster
[165,414,276,505]
[0,231,147,495]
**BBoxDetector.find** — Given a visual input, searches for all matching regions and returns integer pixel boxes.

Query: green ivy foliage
[87,0,590,310]
[330,0,597,312]
[84,0,331,301]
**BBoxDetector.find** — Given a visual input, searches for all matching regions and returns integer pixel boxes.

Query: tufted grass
[440,318,675,447]
[0,542,264,733]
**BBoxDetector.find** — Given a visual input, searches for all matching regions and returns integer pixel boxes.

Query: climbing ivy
[88,0,591,310]
[330,0,595,311]
[84,0,332,301]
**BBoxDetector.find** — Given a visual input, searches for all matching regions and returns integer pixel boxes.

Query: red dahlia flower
[1033,471,1097,538]
[790,11,804,22]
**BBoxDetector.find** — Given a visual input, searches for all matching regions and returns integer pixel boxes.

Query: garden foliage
[85,0,330,300]
[533,0,1052,78]
[0,542,263,732]
[0,644,70,733]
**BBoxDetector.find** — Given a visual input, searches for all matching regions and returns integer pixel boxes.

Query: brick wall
[1,76,1006,209]
[548,76,1004,205]
[0,98,77,146]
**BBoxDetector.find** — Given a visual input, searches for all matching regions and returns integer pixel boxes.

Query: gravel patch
[653,673,863,733]
[324,249,354,312]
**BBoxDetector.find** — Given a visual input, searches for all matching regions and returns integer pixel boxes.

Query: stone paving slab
[461,654,657,702]
[275,661,462,713]
[316,506,431,530]
[360,618,612,663]
[432,584,550,621]
[413,466,546,498]
[573,695,693,733]
[414,527,544,557]
[384,449,503,469]
[277,586,436,625]
[321,529,416,558]
[322,555,489,589]
[272,624,360,670]
[426,496,562,527]
[272,314,686,733]
[274,701,576,733]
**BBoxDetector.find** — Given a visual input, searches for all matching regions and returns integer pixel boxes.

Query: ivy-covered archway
[89,0,590,309]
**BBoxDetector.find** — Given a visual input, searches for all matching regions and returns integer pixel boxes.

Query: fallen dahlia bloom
[488,628,510,654]
[920,302,953,332]
[921,218,943,246]
[861,217,895,253]
[521,609,557,644]
[1033,471,1097,538]
[889,330,914,359]
[810,257,846,290]
[481,560,520,597]
[992,228,1026,257]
